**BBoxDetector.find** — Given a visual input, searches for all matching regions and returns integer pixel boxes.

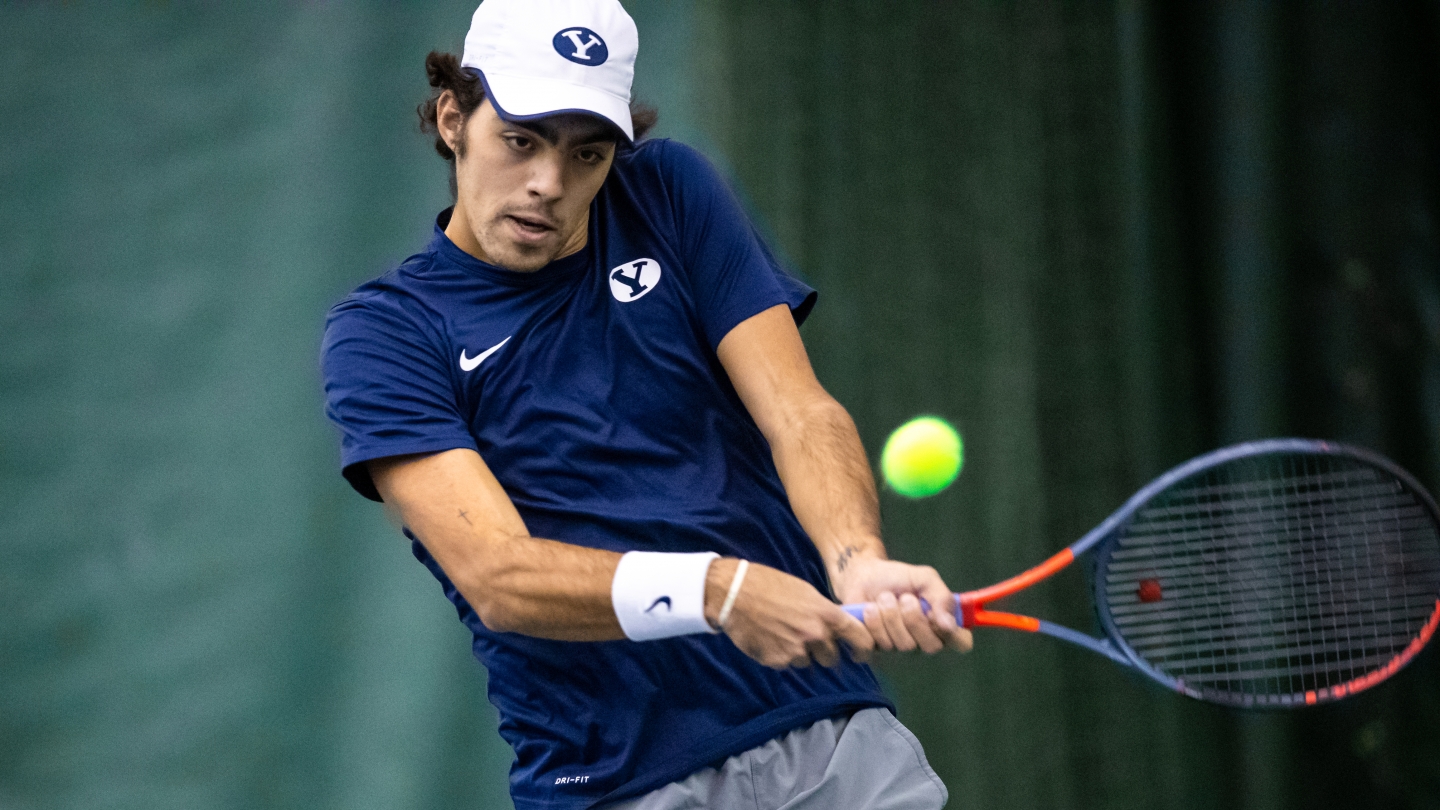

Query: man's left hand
[832,556,974,654]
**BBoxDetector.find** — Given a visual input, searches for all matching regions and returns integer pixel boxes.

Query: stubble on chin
[497,250,553,273]
[477,224,558,273]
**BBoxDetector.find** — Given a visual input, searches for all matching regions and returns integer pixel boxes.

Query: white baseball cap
[461,0,639,141]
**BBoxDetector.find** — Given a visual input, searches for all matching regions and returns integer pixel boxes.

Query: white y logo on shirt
[609,258,663,302]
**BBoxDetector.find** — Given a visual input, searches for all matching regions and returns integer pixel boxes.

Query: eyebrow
[512,118,616,148]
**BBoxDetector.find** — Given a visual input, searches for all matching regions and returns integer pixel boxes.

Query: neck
[444,201,489,263]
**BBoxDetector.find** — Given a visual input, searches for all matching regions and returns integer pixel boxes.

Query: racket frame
[940,438,1440,705]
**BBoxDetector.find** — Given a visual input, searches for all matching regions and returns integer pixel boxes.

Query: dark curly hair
[418,51,658,195]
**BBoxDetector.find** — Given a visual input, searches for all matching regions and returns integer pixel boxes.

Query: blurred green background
[3,1,1438,808]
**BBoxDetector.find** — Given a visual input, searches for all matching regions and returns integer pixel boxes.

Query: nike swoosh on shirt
[459,336,511,372]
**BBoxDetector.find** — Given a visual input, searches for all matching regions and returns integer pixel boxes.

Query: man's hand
[705,558,874,669]
[831,552,974,654]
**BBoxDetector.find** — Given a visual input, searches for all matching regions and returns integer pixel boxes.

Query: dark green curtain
[697,2,1440,809]
[1,3,518,808]
[3,2,1437,809]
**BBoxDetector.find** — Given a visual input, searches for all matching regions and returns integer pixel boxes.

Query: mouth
[504,211,558,243]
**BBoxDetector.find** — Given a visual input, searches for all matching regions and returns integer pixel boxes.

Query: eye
[575,147,606,165]
[503,134,534,152]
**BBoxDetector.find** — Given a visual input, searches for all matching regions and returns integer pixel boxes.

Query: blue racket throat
[842,438,1440,708]
[1034,621,1131,666]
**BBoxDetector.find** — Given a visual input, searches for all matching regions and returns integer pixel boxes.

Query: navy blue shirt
[322,139,889,809]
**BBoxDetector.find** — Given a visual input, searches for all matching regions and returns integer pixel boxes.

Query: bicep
[716,303,832,442]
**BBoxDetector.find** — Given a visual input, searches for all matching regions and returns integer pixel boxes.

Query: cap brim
[479,69,634,142]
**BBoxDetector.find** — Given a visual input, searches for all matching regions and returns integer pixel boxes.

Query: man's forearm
[712,305,889,587]
[372,447,849,652]
[445,529,626,639]
[715,307,970,651]
[766,396,888,583]
[372,449,627,640]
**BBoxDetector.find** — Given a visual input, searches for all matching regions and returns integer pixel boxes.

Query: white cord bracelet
[716,559,749,629]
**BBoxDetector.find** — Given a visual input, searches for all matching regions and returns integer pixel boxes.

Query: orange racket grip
[965,609,1040,632]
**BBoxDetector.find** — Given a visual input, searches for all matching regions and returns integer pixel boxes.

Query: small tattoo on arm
[458,509,472,526]
[835,545,859,572]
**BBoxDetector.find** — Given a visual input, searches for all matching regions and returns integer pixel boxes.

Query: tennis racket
[844,438,1440,708]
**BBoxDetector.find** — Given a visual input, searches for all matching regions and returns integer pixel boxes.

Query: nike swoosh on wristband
[459,336,511,371]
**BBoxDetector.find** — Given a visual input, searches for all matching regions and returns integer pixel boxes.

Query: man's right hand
[705,558,874,668]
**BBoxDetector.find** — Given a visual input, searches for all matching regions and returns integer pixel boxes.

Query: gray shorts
[599,707,947,810]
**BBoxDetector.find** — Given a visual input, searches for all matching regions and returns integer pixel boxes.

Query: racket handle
[842,596,962,625]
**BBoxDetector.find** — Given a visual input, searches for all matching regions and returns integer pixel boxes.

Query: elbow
[464,576,524,634]
[774,394,852,445]
[451,537,527,634]
[474,600,522,634]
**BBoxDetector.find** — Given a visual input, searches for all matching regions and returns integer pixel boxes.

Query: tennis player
[322,1,970,807]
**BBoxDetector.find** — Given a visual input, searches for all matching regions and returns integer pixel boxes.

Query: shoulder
[328,247,443,318]
[619,137,712,170]
[607,138,742,240]
[323,253,449,354]
[613,138,725,190]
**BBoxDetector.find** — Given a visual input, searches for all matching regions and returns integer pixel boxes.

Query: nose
[526,151,566,201]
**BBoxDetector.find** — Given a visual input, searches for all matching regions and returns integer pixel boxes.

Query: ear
[436,90,467,156]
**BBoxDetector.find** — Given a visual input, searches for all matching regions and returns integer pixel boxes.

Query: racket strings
[1102,453,1440,707]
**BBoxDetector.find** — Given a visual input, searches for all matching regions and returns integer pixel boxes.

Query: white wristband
[611,551,720,641]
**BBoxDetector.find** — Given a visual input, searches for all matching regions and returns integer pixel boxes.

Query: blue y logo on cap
[553,27,609,65]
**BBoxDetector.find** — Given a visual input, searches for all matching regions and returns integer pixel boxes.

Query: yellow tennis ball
[881,416,963,498]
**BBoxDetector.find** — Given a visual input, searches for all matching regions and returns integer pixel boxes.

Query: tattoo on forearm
[835,545,859,572]
[458,509,472,526]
